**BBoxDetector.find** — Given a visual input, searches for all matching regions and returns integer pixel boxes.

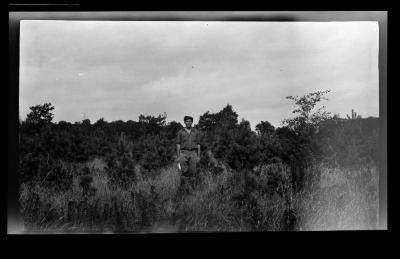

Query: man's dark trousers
[178,149,199,195]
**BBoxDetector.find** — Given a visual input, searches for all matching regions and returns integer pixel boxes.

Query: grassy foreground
[19,158,379,233]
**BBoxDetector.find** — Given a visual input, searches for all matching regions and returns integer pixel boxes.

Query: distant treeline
[19,91,379,189]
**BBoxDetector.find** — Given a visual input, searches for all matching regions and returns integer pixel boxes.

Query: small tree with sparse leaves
[283,90,332,135]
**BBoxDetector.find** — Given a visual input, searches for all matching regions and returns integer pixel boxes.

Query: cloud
[19,21,379,128]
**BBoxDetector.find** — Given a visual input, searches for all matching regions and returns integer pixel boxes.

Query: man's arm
[197,130,201,159]
[176,130,181,161]
[177,144,181,158]
[197,144,201,160]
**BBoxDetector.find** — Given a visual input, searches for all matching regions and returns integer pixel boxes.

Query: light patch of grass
[295,164,379,230]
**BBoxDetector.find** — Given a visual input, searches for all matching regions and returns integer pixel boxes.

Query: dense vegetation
[18,91,380,232]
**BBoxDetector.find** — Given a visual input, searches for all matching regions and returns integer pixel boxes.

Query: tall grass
[294,163,379,230]
[19,158,379,233]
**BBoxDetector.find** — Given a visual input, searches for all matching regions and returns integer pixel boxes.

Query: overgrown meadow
[18,91,380,232]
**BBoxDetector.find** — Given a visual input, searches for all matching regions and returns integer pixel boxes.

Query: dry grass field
[19,157,379,233]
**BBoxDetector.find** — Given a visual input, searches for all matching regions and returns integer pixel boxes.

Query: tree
[281,90,332,190]
[163,121,183,139]
[94,117,107,127]
[256,121,275,136]
[138,113,167,135]
[218,104,239,129]
[198,104,238,132]
[283,90,331,135]
[25,103,55,127]
[198,105,262,170]
[82,118,91,126]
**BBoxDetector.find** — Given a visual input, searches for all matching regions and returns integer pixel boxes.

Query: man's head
[184,116,193,128]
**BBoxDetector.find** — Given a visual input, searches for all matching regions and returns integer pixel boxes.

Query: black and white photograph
[11,11,386,233]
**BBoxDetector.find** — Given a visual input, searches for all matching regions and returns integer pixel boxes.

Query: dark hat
[184,116,193,122]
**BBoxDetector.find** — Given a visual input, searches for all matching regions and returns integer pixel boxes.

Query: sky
[19,20,379,129]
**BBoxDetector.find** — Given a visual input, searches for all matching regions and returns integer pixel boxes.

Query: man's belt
[181,148,197,151]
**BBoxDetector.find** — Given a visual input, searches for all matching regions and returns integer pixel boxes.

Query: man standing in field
[176,115,201,196]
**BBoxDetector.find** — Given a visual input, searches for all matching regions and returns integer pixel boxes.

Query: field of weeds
[19,157,379,233]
